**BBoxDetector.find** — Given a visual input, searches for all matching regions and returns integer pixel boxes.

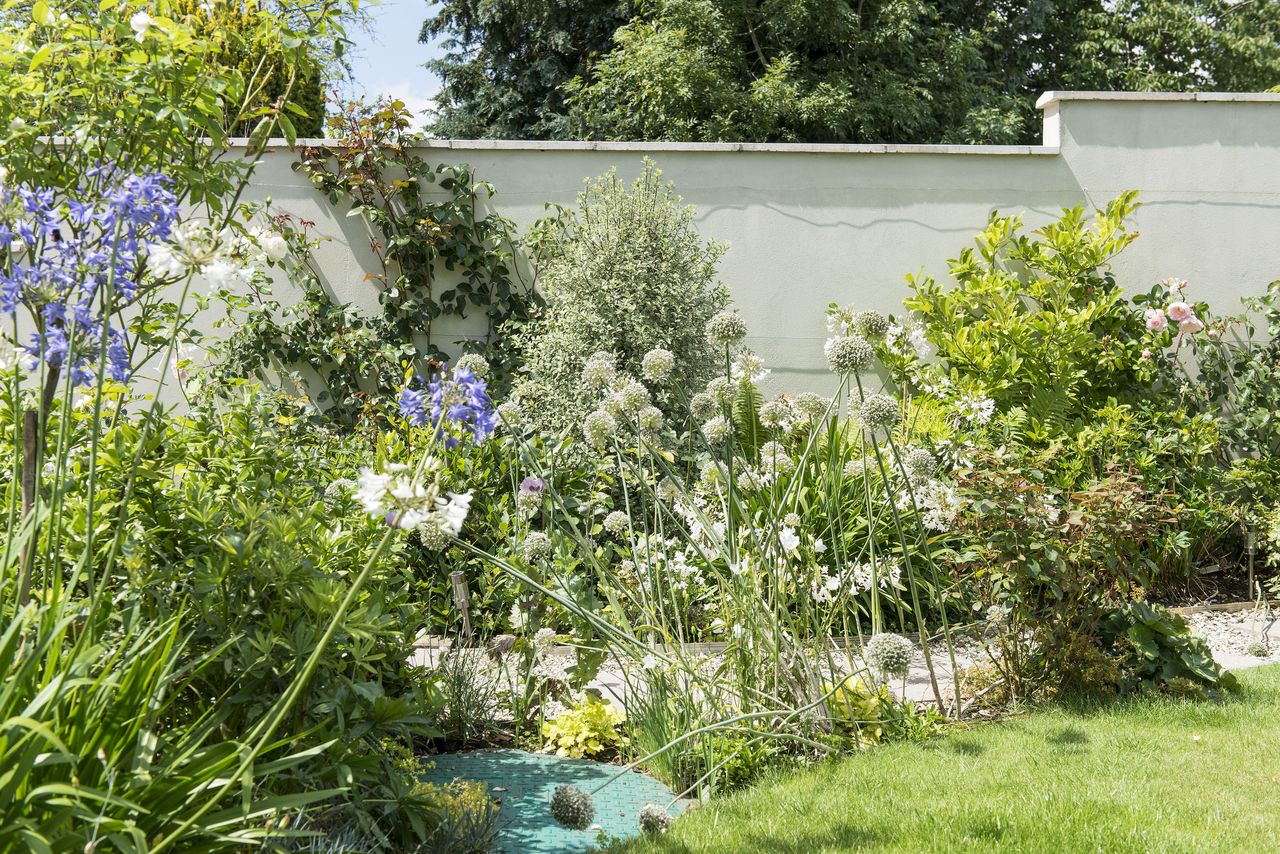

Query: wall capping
[230,91,1280,155]
[1035,90,1280,109]
[245,137,1060,156]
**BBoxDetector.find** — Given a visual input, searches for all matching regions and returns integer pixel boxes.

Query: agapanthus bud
[854,310,890,340]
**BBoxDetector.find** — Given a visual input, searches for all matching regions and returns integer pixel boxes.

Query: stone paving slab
[421,749,684,854]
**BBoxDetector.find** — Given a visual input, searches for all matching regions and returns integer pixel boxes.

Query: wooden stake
[17,408,38,606]
[450,571,473,643]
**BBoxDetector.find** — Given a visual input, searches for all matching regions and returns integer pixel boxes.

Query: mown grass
[615,664,1280,853]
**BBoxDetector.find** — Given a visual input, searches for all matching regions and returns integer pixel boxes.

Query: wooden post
[450,571,473,644]
[17,409,38,606]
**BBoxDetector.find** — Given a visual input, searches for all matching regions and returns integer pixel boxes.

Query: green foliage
[897,193,1147,441]
[1102,602,1240,696]
[514,161,728,433]
[212,97,538,424]
[46,387,449,844]
[426,0,1280,144]
[542,692,626,757]
[952,450,1174,697]
[421,0,638,139]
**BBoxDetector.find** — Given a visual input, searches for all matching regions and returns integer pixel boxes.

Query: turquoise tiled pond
[421,749,686,853]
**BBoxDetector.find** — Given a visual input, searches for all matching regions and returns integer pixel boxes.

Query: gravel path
[415,603,1280,714]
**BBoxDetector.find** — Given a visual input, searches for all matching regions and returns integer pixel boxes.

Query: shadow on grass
[1044,725,1088,746]
[947,737,985,756]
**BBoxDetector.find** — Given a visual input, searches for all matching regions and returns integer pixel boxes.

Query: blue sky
[344,1,444,127]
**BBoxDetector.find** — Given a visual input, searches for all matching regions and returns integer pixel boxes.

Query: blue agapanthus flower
[1,165,178,386]
[399,363,499,449]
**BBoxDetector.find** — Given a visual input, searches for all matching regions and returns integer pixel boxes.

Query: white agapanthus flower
[354,460,472,537]
[0,336,18,372]
[731,351,769,383]
[779,527,801,553]
[147,222,252,286]
[130,11,155,41]
[953,393,996,425]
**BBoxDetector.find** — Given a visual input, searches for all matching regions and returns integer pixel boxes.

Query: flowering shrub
[514,160,728,433]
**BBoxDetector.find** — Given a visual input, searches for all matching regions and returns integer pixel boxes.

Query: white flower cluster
[731,350,769,383]
[885,322,932,360]
[630,534,706,591]
[147,222,258,288]
[354,459,472,540]
[953,392,996,426]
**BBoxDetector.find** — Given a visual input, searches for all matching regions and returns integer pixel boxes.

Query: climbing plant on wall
[209,97,538,426]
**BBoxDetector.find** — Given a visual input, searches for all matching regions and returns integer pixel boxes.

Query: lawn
[616,664,1280,853]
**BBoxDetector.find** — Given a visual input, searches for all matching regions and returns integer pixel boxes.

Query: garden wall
[230,91,1280,394]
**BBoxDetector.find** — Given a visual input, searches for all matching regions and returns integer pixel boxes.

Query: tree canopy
[421,0,1280,144]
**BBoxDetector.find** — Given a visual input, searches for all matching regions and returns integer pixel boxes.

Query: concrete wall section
[227,92,1280,395]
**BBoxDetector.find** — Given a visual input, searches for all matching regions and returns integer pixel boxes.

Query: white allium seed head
[691,391,719,421]
[638,804,674,834]
[637,405,663,434]
[705,376,732,406]
[523,531,552,562]
[701,415,731,444]
[419,524,450,551]
[581,351,618,389]
[641,347,675,382]
[452,352,490,378]
[864,632,914,680]
[604,510,631,536]
[550,784,594,830]
[794,392,831,421]
[706,310,748,347]
[855,310,890,340]
[583,409,618,449]
[903,448,939,484]
[858,394,901,431]
[620,379,651,414]
[824,335,875,374]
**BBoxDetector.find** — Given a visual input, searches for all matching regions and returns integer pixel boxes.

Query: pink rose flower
[1178,316,1205,334]
[1167,302,1194,322]
[1145,309,1168,332]
[1141,348,1153,361]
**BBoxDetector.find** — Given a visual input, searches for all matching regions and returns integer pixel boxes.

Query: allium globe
[824,335,874,374]
[550,784,594,830]
[706,309,747,347]
[523,531,552,562]
[583,409,618,449]
[854,310,890,340]
[641,347,676,382]
[858,393,901,431]
[864,632,914,680]
[639,804,673,834]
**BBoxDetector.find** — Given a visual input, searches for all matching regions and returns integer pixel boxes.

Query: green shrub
[891,193,1149,441]
[514,160,728,433]
[1101,602,1240,697]
[542,693,626,758]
